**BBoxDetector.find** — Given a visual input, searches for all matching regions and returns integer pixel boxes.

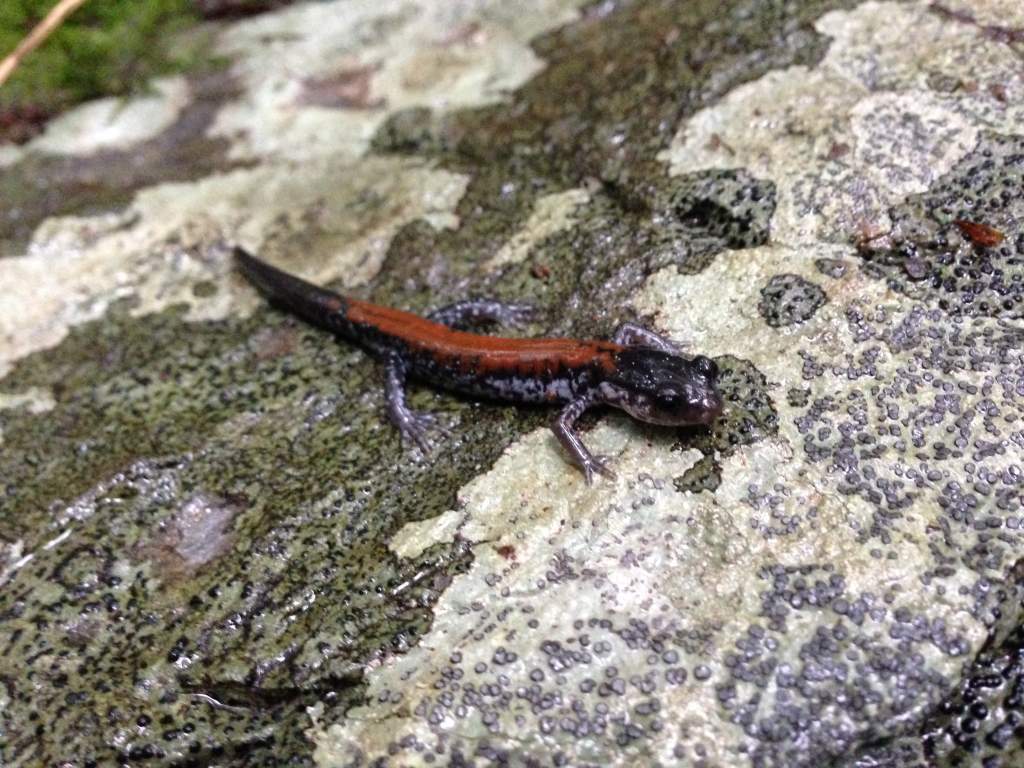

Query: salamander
[234,247,723,483]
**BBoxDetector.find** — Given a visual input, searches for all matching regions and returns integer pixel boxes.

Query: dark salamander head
[600,348,723,427]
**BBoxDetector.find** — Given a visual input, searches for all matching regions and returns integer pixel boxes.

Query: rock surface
[2,1,1023,766]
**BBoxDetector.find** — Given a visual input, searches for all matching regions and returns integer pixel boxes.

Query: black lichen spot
[674,356,778,492]
[921,560,1024,766]
[857,132,1024,319]
[787,387,810,408]
[649,170,776,274]
[814,257,847,279]
[674,454,722,494]
[741,562,968,767]
[191,280,218,298]
[667,169,775,249]
[758,274,827,327]
[696,356,778,455]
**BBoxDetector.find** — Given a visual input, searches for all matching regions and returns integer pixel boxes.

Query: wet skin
[235,247,723,483]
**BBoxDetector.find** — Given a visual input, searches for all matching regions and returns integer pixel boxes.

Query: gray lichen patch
[858,132,1024,319]
[919,562,1024,765]
[209,0,589,165]
[0,0,800,762]
[651,169,777,275]
[757,274,828,328]
[309,0,1024,764]
[5,0,1024,766]
[741,561,972,766]
[791,302,1024,620]
[133,492,240,575]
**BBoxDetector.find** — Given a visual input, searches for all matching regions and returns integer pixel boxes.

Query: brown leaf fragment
[955,219,1004,248]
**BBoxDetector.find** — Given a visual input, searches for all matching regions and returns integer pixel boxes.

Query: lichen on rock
[2,0,1024,766]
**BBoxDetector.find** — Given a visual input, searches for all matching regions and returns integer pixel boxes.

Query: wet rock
[3,0,1024,766]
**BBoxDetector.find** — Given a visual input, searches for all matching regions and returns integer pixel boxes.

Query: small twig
[0,0,90,89]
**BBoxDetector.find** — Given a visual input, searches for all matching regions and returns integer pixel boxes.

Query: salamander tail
[233,247,348,326]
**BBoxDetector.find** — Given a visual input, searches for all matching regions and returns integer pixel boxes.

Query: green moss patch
[0,0,201,142]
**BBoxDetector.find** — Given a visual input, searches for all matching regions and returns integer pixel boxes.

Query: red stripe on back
[346,298,622,374]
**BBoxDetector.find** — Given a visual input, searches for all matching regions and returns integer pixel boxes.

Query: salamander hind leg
[551,394,616,485]
[612,322,686,354]
[384,355,441,455]
[429,299,535,329]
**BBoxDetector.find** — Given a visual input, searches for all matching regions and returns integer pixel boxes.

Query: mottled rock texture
[1,1,1023,767]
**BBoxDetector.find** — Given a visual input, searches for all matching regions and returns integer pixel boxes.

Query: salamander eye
[693,355,717,379]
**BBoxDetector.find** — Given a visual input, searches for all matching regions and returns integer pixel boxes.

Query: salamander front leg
[384,354,438,454]
[552,393,615,485]
[612,322,685,354]
[429,299,534,329]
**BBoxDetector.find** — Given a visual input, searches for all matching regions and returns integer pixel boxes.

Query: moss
[0,0,203,141]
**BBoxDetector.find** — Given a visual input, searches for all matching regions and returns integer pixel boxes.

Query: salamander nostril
[693,355,718,378]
